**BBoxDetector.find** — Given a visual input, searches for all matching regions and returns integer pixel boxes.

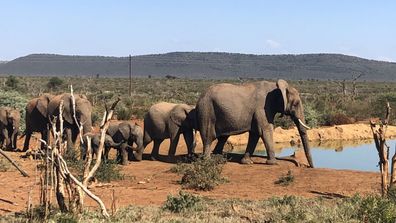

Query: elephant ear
[62,95,75,124]
[36,98,49,118]
[276,79,289,112]
[170,106,188,127]
[0,109,7,124]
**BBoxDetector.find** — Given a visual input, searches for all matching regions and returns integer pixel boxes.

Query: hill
[0,52,395,80]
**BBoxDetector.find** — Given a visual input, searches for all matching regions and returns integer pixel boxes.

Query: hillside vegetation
[1,52,395,80]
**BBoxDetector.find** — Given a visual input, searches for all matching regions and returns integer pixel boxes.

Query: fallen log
[0,148,29,177]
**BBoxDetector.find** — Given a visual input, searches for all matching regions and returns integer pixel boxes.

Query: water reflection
[231,139,396,172]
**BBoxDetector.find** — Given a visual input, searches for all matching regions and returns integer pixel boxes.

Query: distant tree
[5,75,19,89]
[47,77,64,90]
[165,75,178,79]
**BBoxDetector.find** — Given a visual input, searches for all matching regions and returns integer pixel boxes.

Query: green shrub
[5,75,19,89]
[116,105,133,120]
[274,170,295,186]
[304,103,319,128]
[371,93,396,124]
[355,195,396,223]
[174,155,227,191]
[47,77,64,90]
[0,157,11,172]
[95,159,124,182]
[163,191,202,213]
[69,158,124,183]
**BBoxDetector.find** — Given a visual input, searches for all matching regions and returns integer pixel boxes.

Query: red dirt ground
[0,123,382,215]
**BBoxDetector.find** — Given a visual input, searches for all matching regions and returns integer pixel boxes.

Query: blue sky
[0,1,395,61]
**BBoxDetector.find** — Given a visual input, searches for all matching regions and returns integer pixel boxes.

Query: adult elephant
[47,93,92,152]
[0,107,20,150]
[143,102,197,160]
[196,79,314,167]
[106,121,144,165]
[23,94,54,151]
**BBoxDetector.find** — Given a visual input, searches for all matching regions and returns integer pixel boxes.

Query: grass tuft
[275,170,295,186]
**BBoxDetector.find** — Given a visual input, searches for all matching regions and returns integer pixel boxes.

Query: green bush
[116,105,133,120]
[95,159,124,182]
[274,170,294,186]
[0,157,11,172]
[371,93,396,124]
[47,77,64,90]
[355,195,396,223]
[5,75,19,89]
[174,155,227,191]
[304,103,319,128]
[67,152,124,183]
[163,191,202,213]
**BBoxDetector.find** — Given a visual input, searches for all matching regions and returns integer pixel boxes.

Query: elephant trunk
[294,118,314,168]
[134,147,143,161]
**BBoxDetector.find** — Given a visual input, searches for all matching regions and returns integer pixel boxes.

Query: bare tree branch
[0,149,29,177]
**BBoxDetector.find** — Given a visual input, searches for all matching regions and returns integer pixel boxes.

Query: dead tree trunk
[0,148,29,177]
[370,102,393,196]
[37,85,120,218]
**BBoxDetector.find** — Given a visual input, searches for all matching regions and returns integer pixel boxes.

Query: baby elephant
[0,107,20,150]
[143,102,197,160]
[106,121,144,165]
[81,132,122,161]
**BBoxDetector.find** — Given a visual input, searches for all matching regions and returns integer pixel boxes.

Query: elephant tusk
[298,119,311,130]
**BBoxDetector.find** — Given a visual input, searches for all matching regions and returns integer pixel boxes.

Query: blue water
[242,140,396,172]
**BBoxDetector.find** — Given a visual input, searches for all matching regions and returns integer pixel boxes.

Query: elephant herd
[0,79,314,168]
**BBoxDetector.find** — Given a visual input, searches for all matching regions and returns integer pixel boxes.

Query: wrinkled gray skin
[47,93,92,152]
[23,94,54,151]
[0,107,20,150]
[196,79,314,167]
[81,132,124,161]
[143,102,197,160]
[106,121,144,165]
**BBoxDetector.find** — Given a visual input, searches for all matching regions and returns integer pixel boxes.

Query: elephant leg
[183,130,196,156]
[134,137,144,161]
[1,128,10,150]
[241,132,259,165]
[212,136,229,155]
[41,130,50,151]
[168,133,181,157]
[151,139,163,160]
[261,125,277,165]
[65,128,74,153]
[200,125,216,158]
[104,146,111,161]
[23,131,32,152]
[71,127,80,149]
[10,129,17,150]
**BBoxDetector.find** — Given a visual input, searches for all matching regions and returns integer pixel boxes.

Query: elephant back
[47,93,92,128]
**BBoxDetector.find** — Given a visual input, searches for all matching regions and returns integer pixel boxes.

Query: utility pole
[128,54,132,96]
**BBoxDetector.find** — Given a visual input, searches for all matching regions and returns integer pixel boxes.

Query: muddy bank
[227,124,396,146]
